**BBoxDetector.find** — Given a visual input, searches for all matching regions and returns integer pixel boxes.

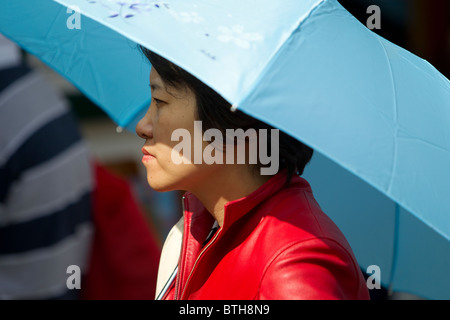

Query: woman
[136,49,370,300]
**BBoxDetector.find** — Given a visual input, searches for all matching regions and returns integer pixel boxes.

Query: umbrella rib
[373,35,400,194]
[371,37,402,295]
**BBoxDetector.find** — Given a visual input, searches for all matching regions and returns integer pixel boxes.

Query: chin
[145,166,200,193]
[146,174,178,193]
[147,179,170,192]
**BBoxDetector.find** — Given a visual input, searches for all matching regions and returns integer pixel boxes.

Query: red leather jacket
[163,171,370,300]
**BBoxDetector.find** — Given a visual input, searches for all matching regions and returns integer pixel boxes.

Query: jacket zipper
[179,227,222,299]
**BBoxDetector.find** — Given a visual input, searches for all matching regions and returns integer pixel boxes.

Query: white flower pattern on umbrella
[85,1,261,52]
[169,10,204,23]
[217,25,263,49]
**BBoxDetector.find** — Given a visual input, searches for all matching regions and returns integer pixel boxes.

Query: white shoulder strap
[155,217,184,299]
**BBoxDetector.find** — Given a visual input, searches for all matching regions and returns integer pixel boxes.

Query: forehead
[150,68,165,91]
[149,67,194,101]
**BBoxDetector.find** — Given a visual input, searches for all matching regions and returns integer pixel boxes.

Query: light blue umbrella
[0,0,449,299]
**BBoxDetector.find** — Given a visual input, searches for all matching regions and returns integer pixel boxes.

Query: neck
[190,166,270,227]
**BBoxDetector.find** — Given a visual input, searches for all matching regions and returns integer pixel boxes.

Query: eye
[152,97,166,107]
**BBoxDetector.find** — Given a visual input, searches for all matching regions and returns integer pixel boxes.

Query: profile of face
[136,68,220,193]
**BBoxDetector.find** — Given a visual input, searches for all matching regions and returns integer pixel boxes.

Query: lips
[141,147,155,162]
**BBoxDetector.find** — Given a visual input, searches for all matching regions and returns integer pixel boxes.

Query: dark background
[338,0,449,79]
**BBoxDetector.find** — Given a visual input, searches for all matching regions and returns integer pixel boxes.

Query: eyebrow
[150,83,162,91]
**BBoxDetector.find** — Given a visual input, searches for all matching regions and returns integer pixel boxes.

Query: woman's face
[136,68,218,192]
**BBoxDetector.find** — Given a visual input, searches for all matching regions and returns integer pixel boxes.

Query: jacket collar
[183,169,310,231]
[221,169,289,228]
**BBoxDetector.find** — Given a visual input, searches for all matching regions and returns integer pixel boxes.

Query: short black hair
[139,47,313,185]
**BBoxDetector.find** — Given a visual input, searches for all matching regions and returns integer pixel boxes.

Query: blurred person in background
[0,34,94,299]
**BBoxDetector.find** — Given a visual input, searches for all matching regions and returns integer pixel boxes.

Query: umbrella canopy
[1,0,449,299]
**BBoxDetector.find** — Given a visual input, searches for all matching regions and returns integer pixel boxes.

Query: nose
[136,108,153,140]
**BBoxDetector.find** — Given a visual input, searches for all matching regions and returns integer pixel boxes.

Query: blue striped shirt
[0,63,94,299]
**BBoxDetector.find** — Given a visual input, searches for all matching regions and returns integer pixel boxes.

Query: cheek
[156,116,196,149]
[153,124,173,146]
